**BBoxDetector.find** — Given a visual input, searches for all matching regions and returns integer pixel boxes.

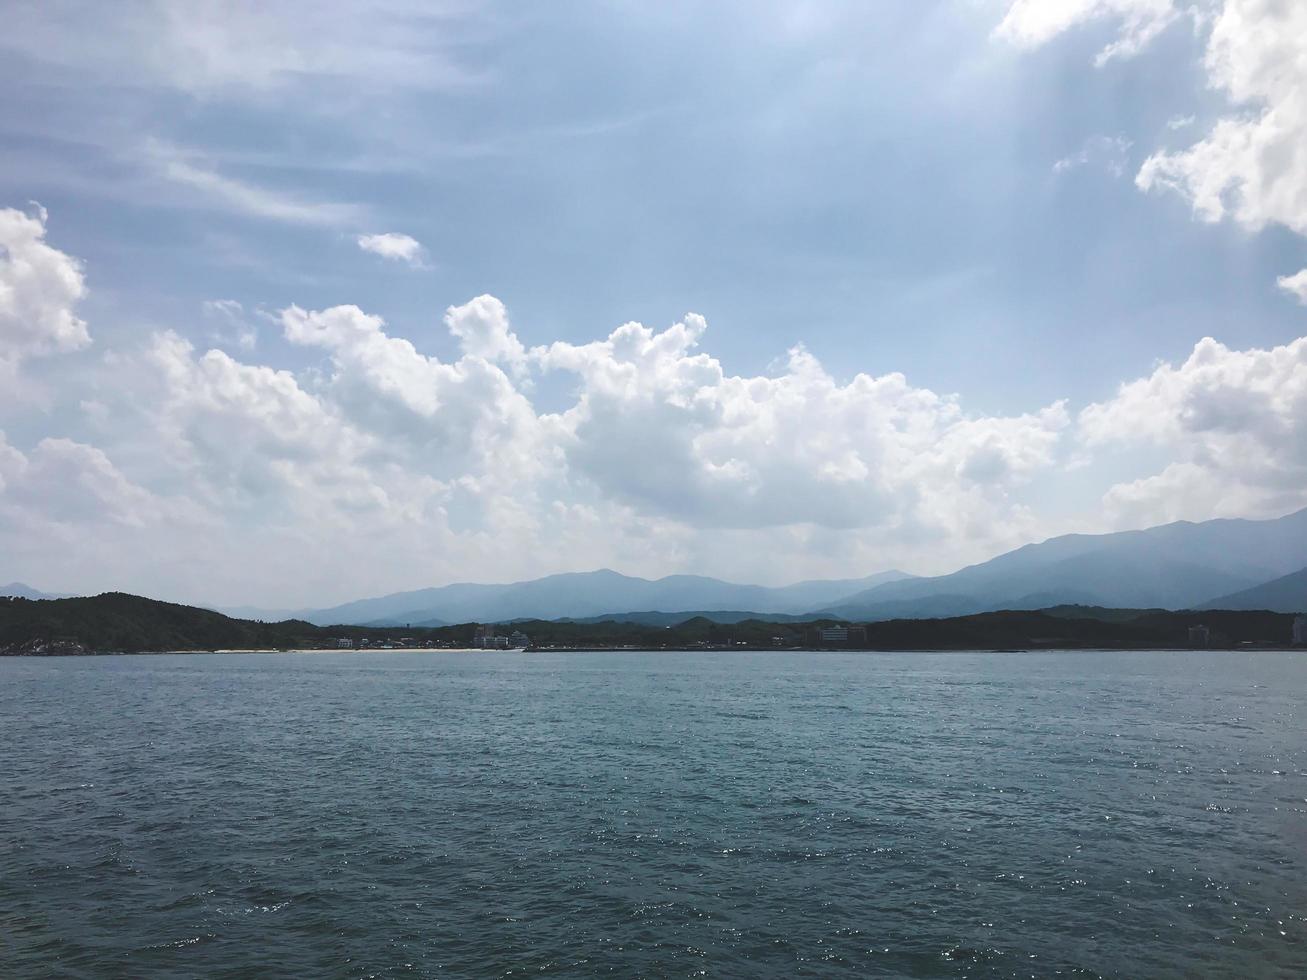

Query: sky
[1,0,1306,607]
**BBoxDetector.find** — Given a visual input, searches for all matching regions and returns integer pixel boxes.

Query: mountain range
[2,592,1300,655]
[297,569,913,626]
[0,583,67,601]
[8,508,1307,625]
[817,508,1307,620]
[1199,567,1307,614]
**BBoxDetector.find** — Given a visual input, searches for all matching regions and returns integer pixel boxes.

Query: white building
[336,638,354,649]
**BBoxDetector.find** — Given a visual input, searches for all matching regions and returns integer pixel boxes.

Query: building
[806,625,869,648]
[336,638,354,649]
[1188,624,1210,648]
[472,625,512,649]
[509,630,530,648]
[1293,615,1307,646]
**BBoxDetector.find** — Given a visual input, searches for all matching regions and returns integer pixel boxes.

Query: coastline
[3,645,1303,657]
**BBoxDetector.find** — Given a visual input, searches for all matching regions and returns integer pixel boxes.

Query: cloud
[0,210,1081,599]
[279,302,545,483]
[202,299,257,350]
[534,315,1068,534]
[0,1,478,98]
[0,204,89,362]
[357,232,425,266]
[147,141,363,227]
[1002,1,1307,293]
[1080,334,1307,524]
[446,295,527,371]
[1136,1,1307,236]
[995,0,1181,66]
[1278,268,1307,304]
[1053,134,1133,176]
[9,204,1306,603]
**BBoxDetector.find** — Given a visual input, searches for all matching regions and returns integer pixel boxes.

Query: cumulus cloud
[446,295,527,371]
[0,211,1083,599]
[534,315,1068,534]
[1002,1,1307,296]
[0,204,89,362]
[357,232,425,266]
[1080,335,1307,524]
[9,204,1306,603]
[1135,2,1307,235]
[1278,268,1307,304]
[279,302,546,489]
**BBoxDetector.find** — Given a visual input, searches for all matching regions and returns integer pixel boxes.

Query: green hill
[0,593,326,653]
[1,593,1299,654]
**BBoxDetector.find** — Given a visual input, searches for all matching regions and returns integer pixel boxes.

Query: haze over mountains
[1200,567,1307,614]
[820,508,1307,621]
[6,509,1306,624]
[278,509,1307,624]
[297,570,913,627]
[0,584,66,601]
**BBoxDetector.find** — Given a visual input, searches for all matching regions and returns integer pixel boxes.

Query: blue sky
[2,1,1306,606]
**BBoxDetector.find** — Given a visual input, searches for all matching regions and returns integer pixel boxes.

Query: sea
[1,649,1305,978]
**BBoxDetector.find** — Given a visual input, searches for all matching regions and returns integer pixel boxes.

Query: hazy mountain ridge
[301,568,913,626]
[821,508,1307,620]
[2,592,1299,655]
[18,509,1307,625]
[1198,567,1307,614]
[0,583,70,601]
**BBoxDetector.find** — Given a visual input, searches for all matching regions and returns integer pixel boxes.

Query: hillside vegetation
[1,593,1299,654]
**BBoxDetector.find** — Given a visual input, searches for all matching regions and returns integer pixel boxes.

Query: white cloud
[0,204,89,363]
[279,302,546,484]
[1003,1,1307,292]
[1053,134,1133,176]
[534,315,1068,536]
[0,1,477,98]
[12,204,1307,604]
[995,0,1181,66]
[1080,335,1307,524]
[147,141,363,227]
[0,213,1081,600]
[202,299,257,350]
[357,232,425,266]
[445,295,527,371]
[1136,1,1307,238]
[1277,268,1307,304]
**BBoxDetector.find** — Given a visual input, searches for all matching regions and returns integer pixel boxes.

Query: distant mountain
[1199,567,1307,613]
[821,508,1307,621]
[210,604,308,621]
[0,583,68,600]
[552,609,819,627]
[302,568,912,626]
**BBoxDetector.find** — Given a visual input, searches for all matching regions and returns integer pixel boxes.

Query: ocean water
[1,650,1305,978]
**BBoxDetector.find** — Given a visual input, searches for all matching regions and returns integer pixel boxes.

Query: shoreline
[3,645,1303,658]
